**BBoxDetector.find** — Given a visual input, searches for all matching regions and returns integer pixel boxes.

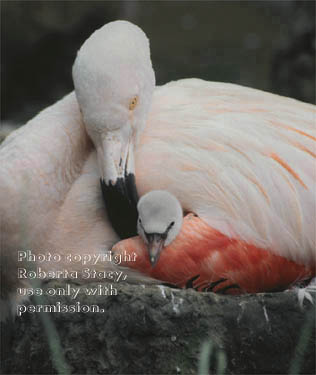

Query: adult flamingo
[1,20,315,317]
[0,21,154,319]
[73,20,315,293]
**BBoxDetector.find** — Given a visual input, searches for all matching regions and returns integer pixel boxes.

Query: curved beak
[146,233,166,267]
[99,129,137,199]
[99,129,139,239]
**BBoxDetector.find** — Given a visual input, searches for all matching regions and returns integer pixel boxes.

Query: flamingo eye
[168,221,175,230]
[164,221,175,236]
[129,95,138,111]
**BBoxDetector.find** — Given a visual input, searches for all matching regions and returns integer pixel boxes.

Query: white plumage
[136,80,316,265]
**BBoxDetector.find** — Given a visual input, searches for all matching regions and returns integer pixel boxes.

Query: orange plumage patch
[112,214,315,294]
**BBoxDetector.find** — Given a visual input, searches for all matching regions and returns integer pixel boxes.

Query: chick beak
[146,233,165,267]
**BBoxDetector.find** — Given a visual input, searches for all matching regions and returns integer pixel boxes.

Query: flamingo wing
[112,214,315,294]
[136,80,316,267]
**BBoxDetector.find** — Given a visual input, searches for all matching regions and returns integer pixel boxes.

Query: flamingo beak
[146,233,165,267]
[99,130,139,239]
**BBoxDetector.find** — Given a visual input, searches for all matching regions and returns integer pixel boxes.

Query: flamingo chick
[137,190,183,266]
[112,191,315,294]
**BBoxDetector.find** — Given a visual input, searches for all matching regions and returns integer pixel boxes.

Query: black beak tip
[124,172,139,206]
[100,175,139,239]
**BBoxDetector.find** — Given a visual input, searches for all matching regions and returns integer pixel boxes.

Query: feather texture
[113,214,315,293]
[136,79,316,266]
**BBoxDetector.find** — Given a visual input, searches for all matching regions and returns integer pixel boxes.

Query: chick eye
[129,95,138,111]
[165,221,175,234]
[138,218,142,224]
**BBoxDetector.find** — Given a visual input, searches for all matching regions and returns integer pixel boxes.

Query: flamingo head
[73,21,155,227]
[137,190,183,267]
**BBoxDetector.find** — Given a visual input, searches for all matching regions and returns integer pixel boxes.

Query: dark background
[1,1,315,125]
